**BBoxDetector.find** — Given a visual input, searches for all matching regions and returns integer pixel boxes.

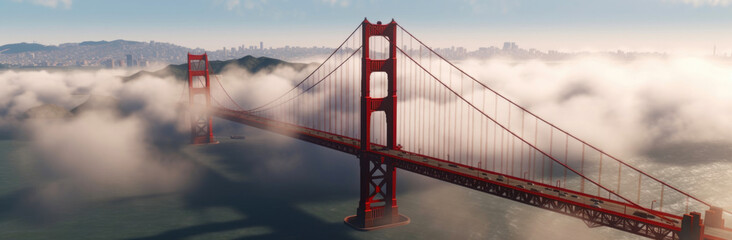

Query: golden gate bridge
[185,19,731,240]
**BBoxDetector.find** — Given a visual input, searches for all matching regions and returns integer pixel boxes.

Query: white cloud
[666,0,732,7]
[13,0,72,9]
[243,0,261,9]
[226,0,240,10]
[222,0,267,12]
[448,56,732,155]
[0,69,198,212]
[322,0,350,7]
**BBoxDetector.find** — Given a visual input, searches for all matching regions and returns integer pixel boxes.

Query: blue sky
[2,0,732,54]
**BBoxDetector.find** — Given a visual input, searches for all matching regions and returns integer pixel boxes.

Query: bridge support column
[187,53,217,144]
[345,19,410,231]
[345,153,410,230]
[680,212,702,240]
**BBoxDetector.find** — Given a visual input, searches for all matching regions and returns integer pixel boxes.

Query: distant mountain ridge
[0,39,194,68]
[79,40,143,47]
[0,39,339,68]
[0,43,59,54]
[0,40,151,55]
[125,55,310,82]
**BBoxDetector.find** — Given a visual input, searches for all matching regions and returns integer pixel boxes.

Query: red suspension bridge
[186,19,732,240]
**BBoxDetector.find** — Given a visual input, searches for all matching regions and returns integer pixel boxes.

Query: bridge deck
[213,108,732,239]
[706,226,732,239]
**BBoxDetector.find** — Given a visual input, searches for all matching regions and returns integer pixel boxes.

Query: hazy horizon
[2,0,732,55]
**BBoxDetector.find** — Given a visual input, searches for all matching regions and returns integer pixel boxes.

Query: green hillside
[124,55,309,82]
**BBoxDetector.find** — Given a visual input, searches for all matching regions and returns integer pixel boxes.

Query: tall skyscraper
[502,42,518,51]
[260,41,263,50]
[126,54,133,67]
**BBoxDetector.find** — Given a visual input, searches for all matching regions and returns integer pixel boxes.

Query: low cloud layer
[214,59,318,110]
[0,69,195,218]
[461,56,732,161]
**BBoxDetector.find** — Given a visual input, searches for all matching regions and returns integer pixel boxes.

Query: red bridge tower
[187,53,217,144]
[345,19,410,230]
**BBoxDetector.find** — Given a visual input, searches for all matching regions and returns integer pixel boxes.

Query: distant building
[260,41,263,50]
[502,42,518,52]
[102,59,115,68]
[126,54,133,67]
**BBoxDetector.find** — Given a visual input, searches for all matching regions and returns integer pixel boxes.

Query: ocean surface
[0,123,730,240]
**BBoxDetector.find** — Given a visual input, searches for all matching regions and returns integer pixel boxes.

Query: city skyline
[2,0,732,55]
[5,37,714,69]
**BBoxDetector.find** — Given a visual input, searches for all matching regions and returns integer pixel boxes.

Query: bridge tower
[187,53,217,144]
[345,19,410,230]
[679,212,702,240]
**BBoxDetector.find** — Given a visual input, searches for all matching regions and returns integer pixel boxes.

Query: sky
[2,0,732,54]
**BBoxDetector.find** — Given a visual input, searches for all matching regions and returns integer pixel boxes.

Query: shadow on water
[0,126,366,239]
[128,131,364,239]
[0,188,52,225]
[643,141,732,166]
[0,121,485,239]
